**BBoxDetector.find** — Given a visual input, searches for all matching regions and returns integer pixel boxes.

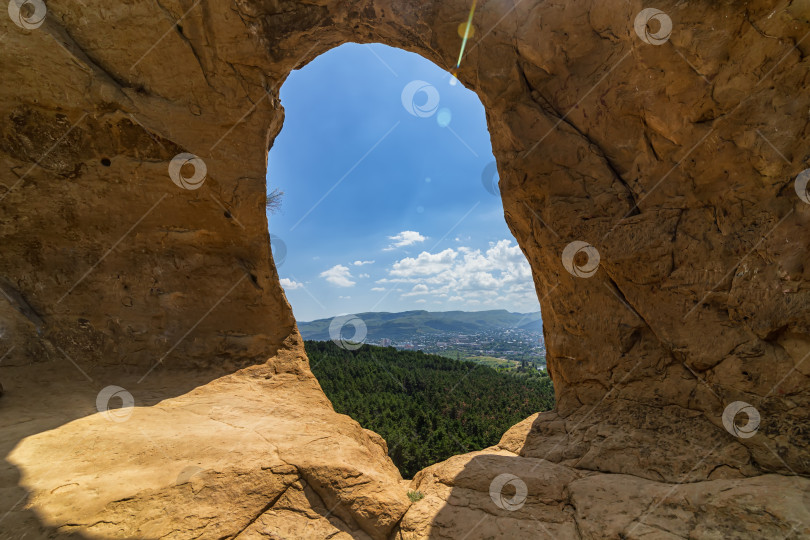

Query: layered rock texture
[1,0,809,538]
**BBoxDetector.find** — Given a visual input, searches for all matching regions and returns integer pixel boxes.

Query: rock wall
[1,0,808,538]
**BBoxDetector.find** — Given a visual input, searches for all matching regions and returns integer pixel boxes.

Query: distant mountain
[297,309,542,341]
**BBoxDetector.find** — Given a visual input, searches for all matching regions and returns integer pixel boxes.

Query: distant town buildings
[366,327,547,368]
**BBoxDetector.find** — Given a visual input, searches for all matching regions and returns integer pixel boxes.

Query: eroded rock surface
[398,448,810,539]
[2,357,408,539]
[1,0,808,538]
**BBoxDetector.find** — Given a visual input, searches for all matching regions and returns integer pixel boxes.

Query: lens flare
[453,0,478,79]
[457,21,476,39]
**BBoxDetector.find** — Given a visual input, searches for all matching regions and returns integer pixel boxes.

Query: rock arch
[1,0,808,538]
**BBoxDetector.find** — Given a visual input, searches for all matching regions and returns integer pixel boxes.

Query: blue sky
[266,43,540,322]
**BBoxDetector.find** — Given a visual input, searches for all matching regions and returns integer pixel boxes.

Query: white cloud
[385,240,537,310]
[415,299,427,304]
[339,296,351,300]
[280,278,303,290]
[371,287,385,292]
[353,260,375,266]
[358,273,370,279]
[402,283,430,297]
[320,265,356,287]
[390,249,457,277]
[384,230,426,250]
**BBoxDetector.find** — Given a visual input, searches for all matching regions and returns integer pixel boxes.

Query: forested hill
[306,341,554,478]
[299,309,542,341]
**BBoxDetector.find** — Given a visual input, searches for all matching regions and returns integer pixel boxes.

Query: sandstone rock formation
[1,0,808,538]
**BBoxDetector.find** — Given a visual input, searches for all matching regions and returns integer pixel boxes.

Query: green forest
[306,341,555,478]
